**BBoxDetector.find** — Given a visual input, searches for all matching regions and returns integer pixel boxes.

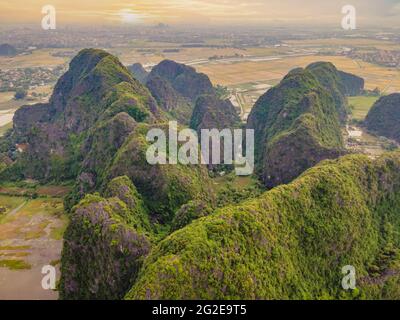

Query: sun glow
[119,9,143,24]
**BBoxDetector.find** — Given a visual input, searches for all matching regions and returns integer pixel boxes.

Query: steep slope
[63,112,138,210]
[248,63,349,188]
[190,94,240,133]
[127,151,400,300]
[146,60,216,124]
[60,176,152,300]
[306,62,351,122]
[104,123,216,221]
[128,63,149,84]
[146,75,193,124]
[338,70,365,96]
[147,60,214,101]
[365,93,400,143]
[5,49,164,181]
[190,94,241,172]
[65,120,216,219]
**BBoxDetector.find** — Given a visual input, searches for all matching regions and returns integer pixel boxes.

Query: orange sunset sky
[0,0,399,26]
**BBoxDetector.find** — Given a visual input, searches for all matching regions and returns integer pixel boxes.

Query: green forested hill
[365,93,400,143]
[247,62,355,188]
[127,152,400,300]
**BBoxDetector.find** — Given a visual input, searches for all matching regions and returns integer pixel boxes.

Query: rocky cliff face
[247,62,356,188]
[365,93,400,142]
[339,70,365,96]
[127,151,400,300]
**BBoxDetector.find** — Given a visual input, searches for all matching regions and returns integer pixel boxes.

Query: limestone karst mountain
[146,59,217,124]
[365,93,400,143]
[127,152,400,300]
[128,63,149,84]
[247,62,364,188]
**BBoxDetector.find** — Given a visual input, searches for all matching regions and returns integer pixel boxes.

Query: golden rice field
[196,55,400,93]
[285,38,400,50]
[0,49,67,69]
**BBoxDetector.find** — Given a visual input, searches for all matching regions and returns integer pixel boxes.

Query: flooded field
[0,195,67,300]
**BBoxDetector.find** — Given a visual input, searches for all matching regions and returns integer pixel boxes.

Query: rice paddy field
[349,96,380,121]
[195,55,400,93]
[0,192,68,300]
[0,49,67,70]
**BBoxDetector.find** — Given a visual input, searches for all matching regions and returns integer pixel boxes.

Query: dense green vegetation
[365,93,400,143]
[2,48,399,301]
[60,176,152,299]
[247,62,352,188]
[127,152,400,300]
[104,123,215,222]
[0,49,164,183]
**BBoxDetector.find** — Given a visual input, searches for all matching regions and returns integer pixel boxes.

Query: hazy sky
[0,0,400,26]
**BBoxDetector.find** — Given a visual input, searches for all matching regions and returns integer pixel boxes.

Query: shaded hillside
[247,62,362,188]
[103,123,215,221]
[0,49,215,226]
[128,63,149,84]
[146,60,216,124]
[365,93,400,143]
[339,70,365,96]
[3,49,164,181]
[190,95,240,133]
[64,121,216,221]
[147,60,214,101]
[190,94,241,172]
[127,151,400,300]
[146,75,193,124]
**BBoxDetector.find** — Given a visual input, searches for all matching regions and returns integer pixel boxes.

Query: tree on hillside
[14,89,27,100]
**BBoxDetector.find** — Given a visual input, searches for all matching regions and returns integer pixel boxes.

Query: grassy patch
[50,217,69,240]
[0,245,31,250]
[349,96,380,121]
[0,251,30,257]
[50,259,60,266]
[25,220,51,240]
[0,259,31,270]
[0,195,27,223]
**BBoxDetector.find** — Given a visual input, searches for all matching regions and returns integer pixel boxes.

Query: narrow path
[7,201,27,217]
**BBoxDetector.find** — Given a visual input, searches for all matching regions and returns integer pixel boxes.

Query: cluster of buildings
[0,65,65,92]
